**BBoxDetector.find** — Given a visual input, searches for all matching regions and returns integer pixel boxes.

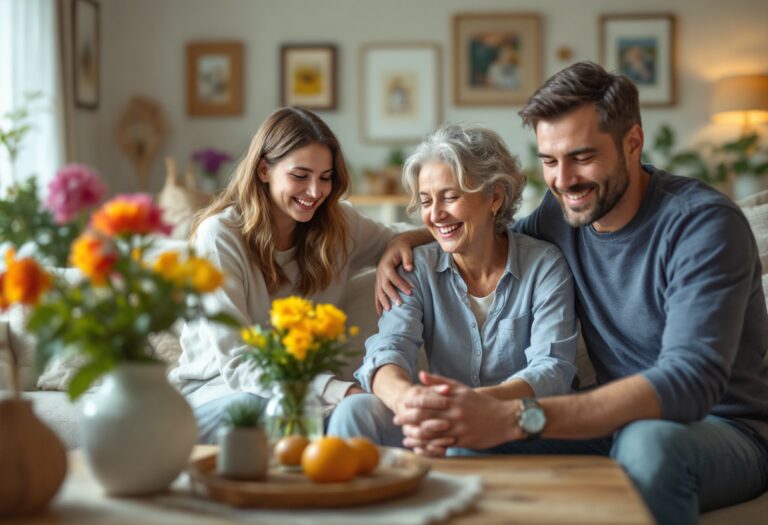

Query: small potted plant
[216,401,269,480]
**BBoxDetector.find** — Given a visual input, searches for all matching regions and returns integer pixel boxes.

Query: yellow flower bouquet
[241,296,358,438]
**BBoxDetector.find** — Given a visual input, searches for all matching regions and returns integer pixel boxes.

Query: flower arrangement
[0,165,107,266]
[241,296,358,437]
[0,193,237,400]
[241,296,358,386]
[191,148,232,180]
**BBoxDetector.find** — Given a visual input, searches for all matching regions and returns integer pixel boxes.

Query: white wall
[69,0,768,195]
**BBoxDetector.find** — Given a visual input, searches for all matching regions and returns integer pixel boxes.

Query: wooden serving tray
[187,447,430,508]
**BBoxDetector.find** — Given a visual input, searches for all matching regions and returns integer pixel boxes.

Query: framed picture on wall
[186,41,244,116]
[453,13,542,106]
[281,44,337,110]
[360,43,441,144]
[600,14,677,107]
[72,0,100,110]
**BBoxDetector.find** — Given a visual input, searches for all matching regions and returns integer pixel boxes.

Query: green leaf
[67,358,114,400]
[208,312,241,328]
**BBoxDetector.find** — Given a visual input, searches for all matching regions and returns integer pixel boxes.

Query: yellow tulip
[270,296,312,331]
[282,328,313,361]
[311,303,347,339]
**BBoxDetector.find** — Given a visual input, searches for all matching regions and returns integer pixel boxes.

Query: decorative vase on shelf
[80,362,197,496]
[264,381,323,443]
[0,396,67,515]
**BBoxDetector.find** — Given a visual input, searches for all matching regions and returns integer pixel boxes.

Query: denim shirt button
[471,322,476,328]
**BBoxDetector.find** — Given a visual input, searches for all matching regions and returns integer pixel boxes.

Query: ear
[257,159,269,183]
[624,124,644,163]
[490,185,505,216]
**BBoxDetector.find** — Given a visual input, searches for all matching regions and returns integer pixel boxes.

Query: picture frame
[453,13,542,106]
[600,14,677,107]
[72,0,100,110]
[186,41,244,116]
[281,44,337,110]
[360,43,441,144]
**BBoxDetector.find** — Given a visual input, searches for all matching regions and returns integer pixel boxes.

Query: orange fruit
[274,435,310,466]
[301,436,360,483]
[347,437,379,475]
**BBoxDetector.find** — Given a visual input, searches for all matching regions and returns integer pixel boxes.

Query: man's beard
[555,156,630,228]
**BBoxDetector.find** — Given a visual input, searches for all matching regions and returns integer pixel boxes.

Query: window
[0,0,63,194]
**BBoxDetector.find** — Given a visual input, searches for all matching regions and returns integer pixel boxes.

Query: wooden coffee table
[7,446,652,524]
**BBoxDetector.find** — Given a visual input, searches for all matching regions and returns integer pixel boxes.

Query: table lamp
[711,74,768,133]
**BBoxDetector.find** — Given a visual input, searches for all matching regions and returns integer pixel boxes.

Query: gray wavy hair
[402,123,525,231]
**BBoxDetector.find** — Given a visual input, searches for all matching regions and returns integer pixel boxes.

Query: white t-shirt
[468,291,495,329]
[169,203,401,409]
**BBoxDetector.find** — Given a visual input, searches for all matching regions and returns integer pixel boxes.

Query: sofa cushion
[737,189,768,368]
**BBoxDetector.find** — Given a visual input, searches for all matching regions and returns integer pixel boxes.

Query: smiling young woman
[169,107,429,443]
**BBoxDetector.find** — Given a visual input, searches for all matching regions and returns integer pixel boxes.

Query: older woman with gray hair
[328,123,578,455]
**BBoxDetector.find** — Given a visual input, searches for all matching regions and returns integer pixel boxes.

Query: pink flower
[45,164,108,223]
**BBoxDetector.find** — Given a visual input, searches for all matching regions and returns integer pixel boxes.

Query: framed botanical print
[453,13,542,106]
[600,14,677,107]
[281,44,337,110]
[186,41,244,116]
[360,43,441,144]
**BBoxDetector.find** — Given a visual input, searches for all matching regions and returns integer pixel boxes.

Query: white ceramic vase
[80,362,197,496]
[216,426,269,480]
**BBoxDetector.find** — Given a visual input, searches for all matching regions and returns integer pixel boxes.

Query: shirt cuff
[355,350,415,392]
[508,360,576,398]
[321,377,356,406]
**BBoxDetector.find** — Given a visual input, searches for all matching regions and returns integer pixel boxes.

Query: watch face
[521,406,546,434]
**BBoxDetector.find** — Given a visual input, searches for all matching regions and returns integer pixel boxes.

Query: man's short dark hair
[518,61,641,146]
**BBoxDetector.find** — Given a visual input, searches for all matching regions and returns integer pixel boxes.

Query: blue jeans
[328,393,404,446]
[192,392,268,444]
[328,394,768,525]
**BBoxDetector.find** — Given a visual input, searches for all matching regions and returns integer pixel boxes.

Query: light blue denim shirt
[355,232,579,397]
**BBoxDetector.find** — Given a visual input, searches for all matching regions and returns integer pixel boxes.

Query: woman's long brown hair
[192,107,350,295]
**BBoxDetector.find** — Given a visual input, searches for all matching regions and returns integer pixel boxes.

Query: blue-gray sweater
[515,166,768,439]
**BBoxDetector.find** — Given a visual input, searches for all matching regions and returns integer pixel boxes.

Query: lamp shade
[711,74,768,126]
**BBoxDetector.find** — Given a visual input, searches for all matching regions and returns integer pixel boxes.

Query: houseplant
[216,401,269,480]
[643,124,768,198]
[2,192,238,496]
[241,296,358,443]
[0,91,42,165]
[0,165,107,267]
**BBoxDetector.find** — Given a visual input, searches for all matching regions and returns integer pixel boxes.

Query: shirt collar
[434,231,521,281]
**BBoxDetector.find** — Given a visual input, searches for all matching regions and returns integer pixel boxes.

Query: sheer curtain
[0,0,64,194]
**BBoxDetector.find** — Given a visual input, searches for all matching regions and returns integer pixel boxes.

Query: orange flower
[2,250,51,307]
[91,194,172,237]
[70,232,118,285]
[0,273,9,310]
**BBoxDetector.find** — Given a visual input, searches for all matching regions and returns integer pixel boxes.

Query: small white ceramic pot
[216,426,269,480]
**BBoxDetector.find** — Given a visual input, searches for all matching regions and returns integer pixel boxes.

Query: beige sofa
[1,187,767,521]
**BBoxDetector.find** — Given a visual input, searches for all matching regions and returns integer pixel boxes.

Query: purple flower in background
[45,164,108,223]
[192,148,232,178]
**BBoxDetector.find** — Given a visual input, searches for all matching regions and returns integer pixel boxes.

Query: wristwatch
[518,397,546,440]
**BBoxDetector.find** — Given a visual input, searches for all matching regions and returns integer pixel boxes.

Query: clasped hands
[392,371,526,456]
